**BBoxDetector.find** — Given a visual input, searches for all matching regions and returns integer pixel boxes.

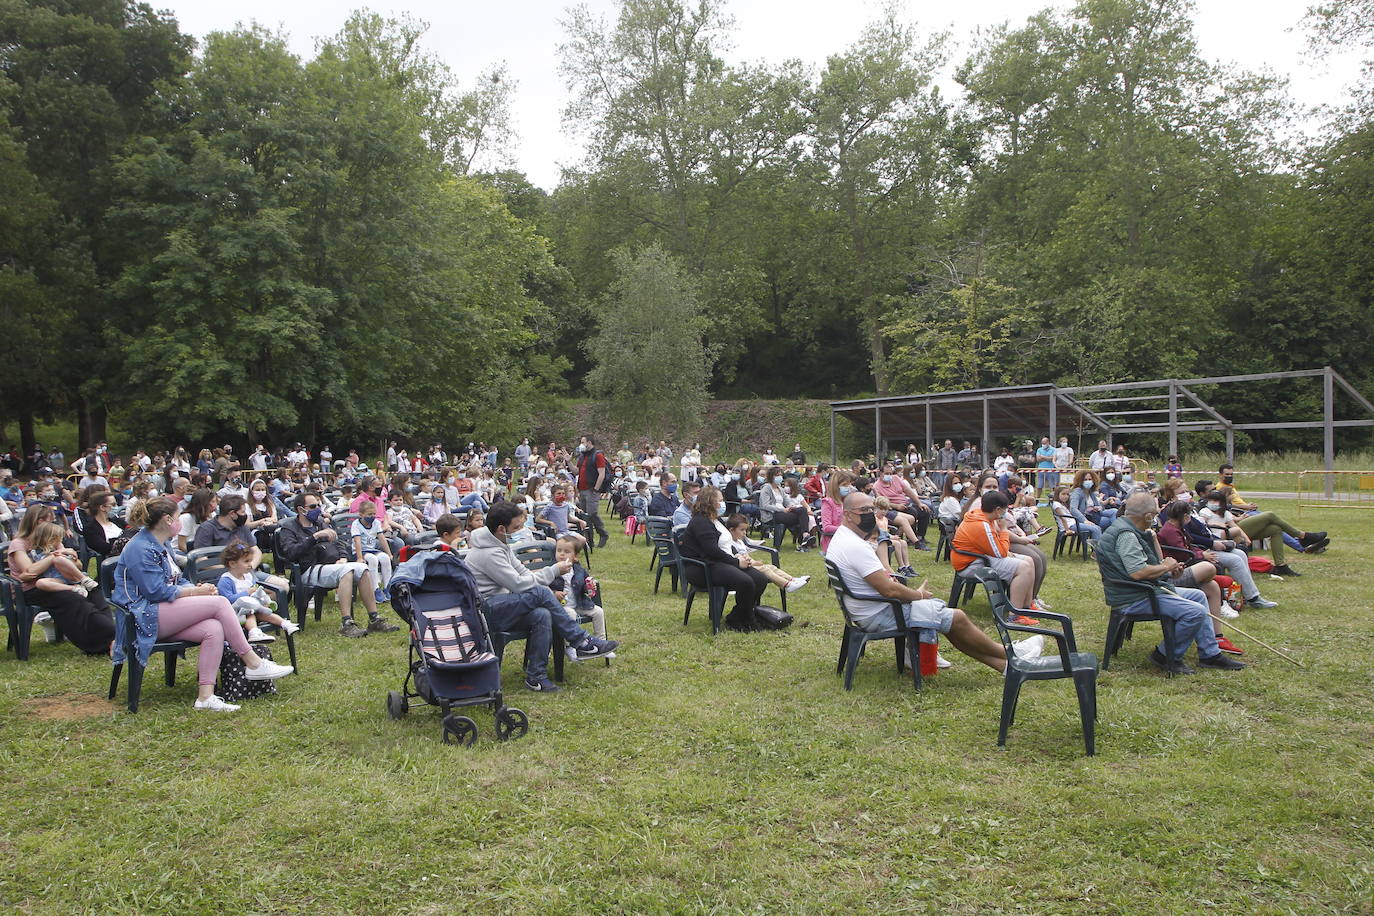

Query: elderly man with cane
[1096,493,1246,675]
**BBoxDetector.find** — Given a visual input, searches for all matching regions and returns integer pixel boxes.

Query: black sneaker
[1272,564,1302,577]
[575,636,619,660]
[1198,653,1246,671]
[1299,530,1327,547]
[524,676,559,692]
[1303,536,1330,553]
[367,615,399,634]
[339,620,368,638]
[597,531,609,549]
[1149,647,1195,676]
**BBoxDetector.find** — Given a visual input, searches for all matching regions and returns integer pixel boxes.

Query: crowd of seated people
[1,429,1341,705]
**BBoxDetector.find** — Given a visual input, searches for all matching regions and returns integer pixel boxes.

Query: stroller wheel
[386,690,408,720]
[494,707,529,741]
[442,714,478,747]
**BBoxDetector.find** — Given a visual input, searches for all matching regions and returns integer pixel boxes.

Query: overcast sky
[156,0,1364,189]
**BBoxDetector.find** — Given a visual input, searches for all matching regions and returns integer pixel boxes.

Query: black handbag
[218,645,278,701]
[753,604,793,630]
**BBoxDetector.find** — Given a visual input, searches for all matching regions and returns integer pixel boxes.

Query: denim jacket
[112,528,189,667]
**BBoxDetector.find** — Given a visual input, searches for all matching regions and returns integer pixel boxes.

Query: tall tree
[0,0,192,449]
[585,244,709,431]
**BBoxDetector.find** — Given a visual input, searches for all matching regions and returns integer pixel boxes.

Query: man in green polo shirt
[1096,493,1245,676]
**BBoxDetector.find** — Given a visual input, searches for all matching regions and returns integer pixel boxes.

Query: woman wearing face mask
[938,473,968,526]
[820,470,856,552]
[113,497,294,710]
[708,462,730,489]
[244,479,280,552]
[1068,469,1115,542]
[759,467,813,550]
[1098,468,1126,511]
[678,486,771,632]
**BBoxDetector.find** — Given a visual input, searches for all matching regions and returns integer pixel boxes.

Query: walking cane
[1210,613,1305,668]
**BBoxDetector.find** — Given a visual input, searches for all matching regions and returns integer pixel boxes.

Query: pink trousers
[157,596,251,686]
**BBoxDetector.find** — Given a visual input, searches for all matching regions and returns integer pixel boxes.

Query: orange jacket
[951,506,1010,571]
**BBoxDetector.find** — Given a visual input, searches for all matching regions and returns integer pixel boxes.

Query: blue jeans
[482,586,588,680]
[1120,586,1219,662]
[458,493,488,513]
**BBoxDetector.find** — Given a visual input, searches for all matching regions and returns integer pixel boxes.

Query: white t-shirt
[250,452,268,471]
[993,455,1015,474]
[826,525,893,627]
[1053,445,1075,469]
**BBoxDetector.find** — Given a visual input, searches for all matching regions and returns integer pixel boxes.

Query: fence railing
[1297,470,1374,515]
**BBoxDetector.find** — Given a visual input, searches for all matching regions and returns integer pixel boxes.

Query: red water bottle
[919,640,939,676]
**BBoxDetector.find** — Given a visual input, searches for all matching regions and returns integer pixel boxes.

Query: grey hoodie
[464,526,559,598]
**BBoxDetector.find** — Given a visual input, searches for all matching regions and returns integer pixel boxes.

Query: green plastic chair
[823,558,924,691]
[968,566,1100,756]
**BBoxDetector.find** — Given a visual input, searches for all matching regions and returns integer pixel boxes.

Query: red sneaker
[1216,635,1245,656]
[1011,614,1040,626]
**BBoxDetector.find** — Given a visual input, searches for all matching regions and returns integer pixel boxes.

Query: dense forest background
[1,0,1372,456]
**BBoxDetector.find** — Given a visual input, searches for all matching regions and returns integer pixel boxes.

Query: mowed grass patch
[1,500,1371,914]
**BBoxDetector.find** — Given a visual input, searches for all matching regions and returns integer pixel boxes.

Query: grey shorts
[901,598,956,634]
[1172,566,1205,589]
[304,561,370,590]
[983,555,1023,583]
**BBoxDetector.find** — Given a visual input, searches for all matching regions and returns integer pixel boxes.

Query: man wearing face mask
[277,493,387,637]
[574,434,611,548]
[829,491,1044,672]
[648,473,681,519]
[466,502,618,691]
[217,471,249,499]
[192,495,256,552]
[672,479,701,528]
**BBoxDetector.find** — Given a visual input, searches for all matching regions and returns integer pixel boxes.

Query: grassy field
[2,499,1372,914]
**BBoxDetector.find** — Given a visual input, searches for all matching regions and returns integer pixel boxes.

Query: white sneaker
[565,646,581,662]
[785,575,810,593]
[244,659,294,680]
[1012,634,1046,660]
[194,695,241,712]
[33,611,58,644]
[280,620,301,635]
[247,627,275,643]
[1217,605,1240,620]
[935,652,953,669]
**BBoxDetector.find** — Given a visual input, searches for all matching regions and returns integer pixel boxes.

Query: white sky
[157,0,1365,189]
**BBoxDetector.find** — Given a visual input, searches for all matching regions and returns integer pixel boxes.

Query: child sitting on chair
[216,541,299,643]
[537,483,588,550]
[551,535,609,654]
[721,514,809,593]
[27,521,100,596]
[351,500,394,603]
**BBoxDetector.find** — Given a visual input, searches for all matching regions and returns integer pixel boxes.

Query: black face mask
[1221,475,1234,484]
[855,511,877,534]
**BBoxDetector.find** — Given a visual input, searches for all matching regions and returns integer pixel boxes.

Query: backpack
[218,644,278,701]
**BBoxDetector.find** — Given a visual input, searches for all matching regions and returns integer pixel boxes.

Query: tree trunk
[89,404,107,446]
[19,412,36,462]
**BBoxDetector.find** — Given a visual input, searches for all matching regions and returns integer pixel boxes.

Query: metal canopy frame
[830,368,1374,485]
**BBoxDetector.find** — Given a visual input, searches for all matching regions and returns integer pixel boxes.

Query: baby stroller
[386,551,529,746]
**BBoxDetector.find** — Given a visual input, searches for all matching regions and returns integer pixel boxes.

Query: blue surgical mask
[952,483,964,493]
[730,473,740,482]
[1082,481,1094,490]
[881,475,892,483]
[306,508,322,524]
[716,502,726,516]
[1122,474,1133,483]
[838,485,854,497]
[666,483,678,495]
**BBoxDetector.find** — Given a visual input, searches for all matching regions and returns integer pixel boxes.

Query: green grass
[2,501,1372,913]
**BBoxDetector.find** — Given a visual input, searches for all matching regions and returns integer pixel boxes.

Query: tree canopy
[1,0,1370,454]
